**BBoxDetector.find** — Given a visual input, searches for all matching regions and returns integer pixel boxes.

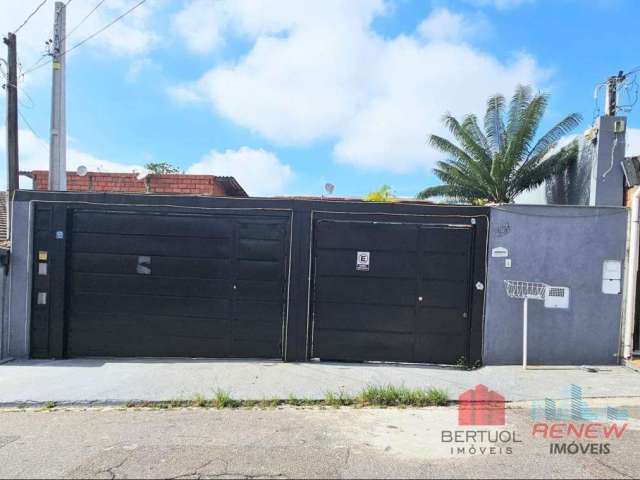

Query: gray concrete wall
[0,264,8,360]
[5,201,32,359]
[484,204,628,365]
[589,116,626,207]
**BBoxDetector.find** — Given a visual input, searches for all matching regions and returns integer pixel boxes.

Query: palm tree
[417,85,582,204]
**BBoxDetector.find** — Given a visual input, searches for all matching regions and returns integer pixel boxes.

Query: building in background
[20,171,248,197]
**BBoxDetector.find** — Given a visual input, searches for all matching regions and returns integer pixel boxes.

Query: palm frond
[506,85,533,136]
[509,140,579,197]
[500,92,548,180]
[417,184,454,199]
[484,94,505,153]
[462,114,490,152]
[421,85,580,204]
[429,134,494,189]
[441,114,493,166]
[526,113,583,163]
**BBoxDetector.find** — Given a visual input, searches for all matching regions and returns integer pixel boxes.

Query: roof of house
[22,171,248,197]
[216,176,248,197]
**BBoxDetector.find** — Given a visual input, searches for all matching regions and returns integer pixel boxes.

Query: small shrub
[213,389,236,408]
[357,384,448,407]
[324,390,354,407]
[192,393,207,408]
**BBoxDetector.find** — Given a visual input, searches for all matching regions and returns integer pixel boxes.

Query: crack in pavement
[0,436,20,449]
[171,458,225,480]
[591,457,634,479]
[95,452,134,480]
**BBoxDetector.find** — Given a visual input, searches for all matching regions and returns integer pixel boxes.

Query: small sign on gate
[356,251,370,271]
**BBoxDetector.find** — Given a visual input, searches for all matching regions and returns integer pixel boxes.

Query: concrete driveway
[1,358,639,404]
[1,404,639,479]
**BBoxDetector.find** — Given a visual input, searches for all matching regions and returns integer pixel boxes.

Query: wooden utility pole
[49,1,66,191]
[3,32,19,198]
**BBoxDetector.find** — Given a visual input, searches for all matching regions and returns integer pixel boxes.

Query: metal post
[3,32,19,208]
[523,298,528,370]
[49,1,66,191]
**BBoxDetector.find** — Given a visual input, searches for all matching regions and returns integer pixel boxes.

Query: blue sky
[1,0,639,197]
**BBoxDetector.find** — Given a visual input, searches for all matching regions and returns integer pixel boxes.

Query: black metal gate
[311,219,474,364]
[62,209,289,358]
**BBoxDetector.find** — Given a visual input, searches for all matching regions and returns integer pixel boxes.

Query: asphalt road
[0,404,639,479]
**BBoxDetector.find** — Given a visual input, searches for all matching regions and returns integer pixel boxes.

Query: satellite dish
[324,183,335,195]
[76,165,88,177]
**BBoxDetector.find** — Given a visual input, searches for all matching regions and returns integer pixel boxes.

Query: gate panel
[64,209,289,359]
[311,219,474,364]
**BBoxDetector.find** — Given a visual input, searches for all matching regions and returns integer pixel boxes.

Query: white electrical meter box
[602,260,622,295]
[544,286,570,309]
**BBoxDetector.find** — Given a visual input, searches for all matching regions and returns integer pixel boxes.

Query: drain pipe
[623,187,640,359]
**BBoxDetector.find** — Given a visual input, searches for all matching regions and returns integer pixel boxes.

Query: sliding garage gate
[25,193,486,364]
[311,220,475,364]
[31,208,290,359]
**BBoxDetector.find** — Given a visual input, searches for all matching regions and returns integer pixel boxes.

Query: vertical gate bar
[48,204,68,358]
[463,225,476,368]
[412,226,422,363]
[523,297,528,370]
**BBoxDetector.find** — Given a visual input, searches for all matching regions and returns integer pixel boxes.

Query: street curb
[4,395,640,410]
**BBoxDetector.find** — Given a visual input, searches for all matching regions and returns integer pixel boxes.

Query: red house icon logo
[458,384,505,426]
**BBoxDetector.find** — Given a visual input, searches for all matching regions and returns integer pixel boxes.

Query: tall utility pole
[605,71,625,116]
[3,33,19,199]
[49,1,66,191]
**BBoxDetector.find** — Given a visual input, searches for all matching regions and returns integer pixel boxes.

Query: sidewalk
[1,358,639,405]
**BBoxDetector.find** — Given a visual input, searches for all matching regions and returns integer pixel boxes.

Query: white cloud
[170,3,546,173]
[1,129,293,195]
[466,0,533,9]
[126,57,157,81]
[172,0,387,55]
[171,0,227,54]
[0,127,147,190]
[0,0,159,87]
[187,147,294,196]
[418,8,488,43]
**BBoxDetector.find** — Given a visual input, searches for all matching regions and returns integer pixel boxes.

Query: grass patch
[324,390,354,408]
[124,384,448,410]
[357,384,448,407]
[213,389,237,408]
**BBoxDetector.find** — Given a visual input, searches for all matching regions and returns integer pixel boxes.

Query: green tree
[144,162,181,174]
[417,85,581,204]
[365,184,397,202]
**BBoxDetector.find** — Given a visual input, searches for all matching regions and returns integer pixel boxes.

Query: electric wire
[20,55,51,76]
[20,0,147,79]
[61,0,148,57]
[13,0,49,34]
[64,0,107,41]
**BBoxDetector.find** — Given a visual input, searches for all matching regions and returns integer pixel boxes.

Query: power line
[64,0,107,41]
[63,0,147,57]
[20,55,51,76]
[13,0,49,34]
[18,109,44,141]
[20,0,147,78]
